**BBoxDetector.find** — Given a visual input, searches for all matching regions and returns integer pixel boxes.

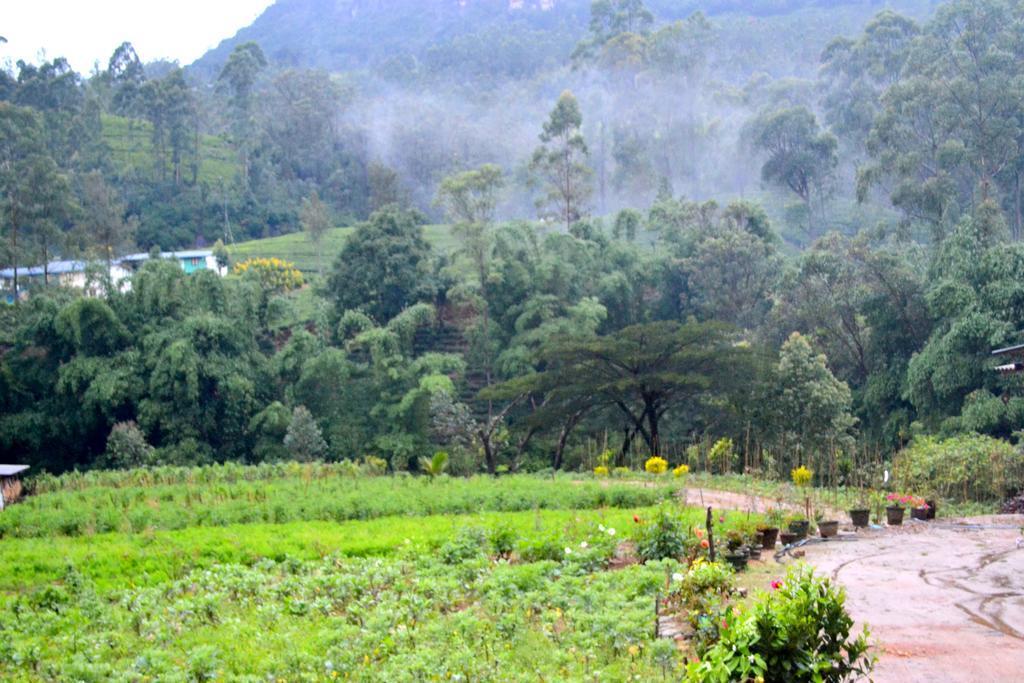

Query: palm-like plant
[420,451,449,480]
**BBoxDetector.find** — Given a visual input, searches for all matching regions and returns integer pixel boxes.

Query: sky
[0,1,275,74]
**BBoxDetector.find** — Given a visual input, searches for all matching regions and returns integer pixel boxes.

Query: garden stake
[706,506,716,562]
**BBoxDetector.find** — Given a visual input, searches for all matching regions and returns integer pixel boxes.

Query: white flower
[580,540,589,549]
[607,528,616,536]
[672,572,684,583]
[598,524,606,532]
[564,547,573,555]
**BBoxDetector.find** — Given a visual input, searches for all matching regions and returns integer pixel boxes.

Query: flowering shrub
[232,257,304,291]
[644,456,669,475]
[687,565,874,682]
[634,507,687,562]
[886,493,927,509]
[594,465,610,477]
[791,465,813,488]
[673,464,690,478]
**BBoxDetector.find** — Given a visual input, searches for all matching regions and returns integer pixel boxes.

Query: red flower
[695,529,704,539]
[701,539,710,549]
[633,515,641,524]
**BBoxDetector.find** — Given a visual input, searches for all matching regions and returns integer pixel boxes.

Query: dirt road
[799,517,1024,682]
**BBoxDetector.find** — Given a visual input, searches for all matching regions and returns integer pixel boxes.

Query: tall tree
[747,107,837,232]
[217,42,267,187]
[299,191,331,274]
[77,171,136,271]
[325,207,434,323]
[530,92,593,231]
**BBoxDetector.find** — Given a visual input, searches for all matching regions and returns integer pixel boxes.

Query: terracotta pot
[849,509,870,528]
[886,506,904,526]
[779,531,798,546]
[759,527,779,549]
[819,520,839,538]
[911,507,929,521]
[788,520,810,539]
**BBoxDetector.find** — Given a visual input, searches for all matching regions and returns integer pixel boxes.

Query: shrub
[98,422,155,470]
[791,465,813,488]
[232,257,303,291]
[687,565,873,683]
[644,457,668,475]
[488,524,517,559]
[594,465,610,477]
[284,406,328,462]
[894,434,1024,503]
[440,527,487,564]
[634,507,687,562]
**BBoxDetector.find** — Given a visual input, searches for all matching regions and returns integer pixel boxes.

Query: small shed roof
[992,343,1024,357]
[0,465,29,477]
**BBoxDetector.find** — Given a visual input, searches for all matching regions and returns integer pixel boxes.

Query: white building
[1,250,223,302]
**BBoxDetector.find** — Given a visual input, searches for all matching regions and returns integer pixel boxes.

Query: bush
[634,507,687,562]
[644,457,668,475]
[687,565,873,683]
[894,434,1024,503]
[97,422,155,470]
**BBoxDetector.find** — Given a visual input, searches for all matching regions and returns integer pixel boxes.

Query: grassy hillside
[102,113,238,184]
[228,224,458,272]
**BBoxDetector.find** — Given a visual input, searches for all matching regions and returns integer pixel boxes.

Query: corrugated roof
[0,465,29,477]
[992,343,1024,357]
[0,261,88,278]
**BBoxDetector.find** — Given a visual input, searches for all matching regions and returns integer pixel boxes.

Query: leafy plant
[688,565,874,682]
[419,451,449,480]
[634,507,687,562]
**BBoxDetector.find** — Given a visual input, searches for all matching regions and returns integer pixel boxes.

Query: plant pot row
[847,500,937,528]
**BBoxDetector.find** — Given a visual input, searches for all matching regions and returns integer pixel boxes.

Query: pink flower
[770,580,784,591]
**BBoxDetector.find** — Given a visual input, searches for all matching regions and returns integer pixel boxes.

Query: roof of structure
[0,465,29,477]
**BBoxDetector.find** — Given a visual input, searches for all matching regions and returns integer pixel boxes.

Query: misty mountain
[191,0,931,81]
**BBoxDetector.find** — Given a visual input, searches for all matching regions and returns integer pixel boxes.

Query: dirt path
[797,516,1024,682]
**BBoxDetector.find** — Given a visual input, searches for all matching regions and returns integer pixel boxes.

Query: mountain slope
[190,0,936,79]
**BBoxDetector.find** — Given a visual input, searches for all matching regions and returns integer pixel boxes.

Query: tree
[77,171,136,270]
[99,421,155,469]
[325,206,434,323]
[859,1,1024,236]
[490,321,751,458]
[747,107,837,231]
[284,405,328,462]
[530,92,592,231]
[217,42,267,186]
[0,103,63,298]
[299,191,331,274]
[767,332,856,470]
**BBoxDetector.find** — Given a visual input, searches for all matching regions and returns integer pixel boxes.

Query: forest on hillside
[3,0,1024,479]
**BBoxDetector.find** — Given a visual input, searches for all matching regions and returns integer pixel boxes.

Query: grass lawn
[228,224,458,273]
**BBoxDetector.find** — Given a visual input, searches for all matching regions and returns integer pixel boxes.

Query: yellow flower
[791,466,813,488]
[673,464,689,478]
[628,645,640,657]
[644,456,668,475]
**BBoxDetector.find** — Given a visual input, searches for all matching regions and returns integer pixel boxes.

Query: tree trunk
[553,409,585,471]
[1015,170,1022,242]
[617,425,635,467]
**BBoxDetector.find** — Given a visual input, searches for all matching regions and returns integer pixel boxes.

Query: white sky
[1,1,275,74]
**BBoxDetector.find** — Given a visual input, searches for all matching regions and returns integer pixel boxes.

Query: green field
[228,224,459,273]
[0,467,776,680]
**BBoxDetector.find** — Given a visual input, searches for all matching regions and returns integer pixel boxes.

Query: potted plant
[885,493,905,526]
[723,546,748,571]
[779,530,798,546]
[819,520,839,537]
[758,508,783,550]
[909,496,930,521]
[789,466,814,539]
[849,486,870,528]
